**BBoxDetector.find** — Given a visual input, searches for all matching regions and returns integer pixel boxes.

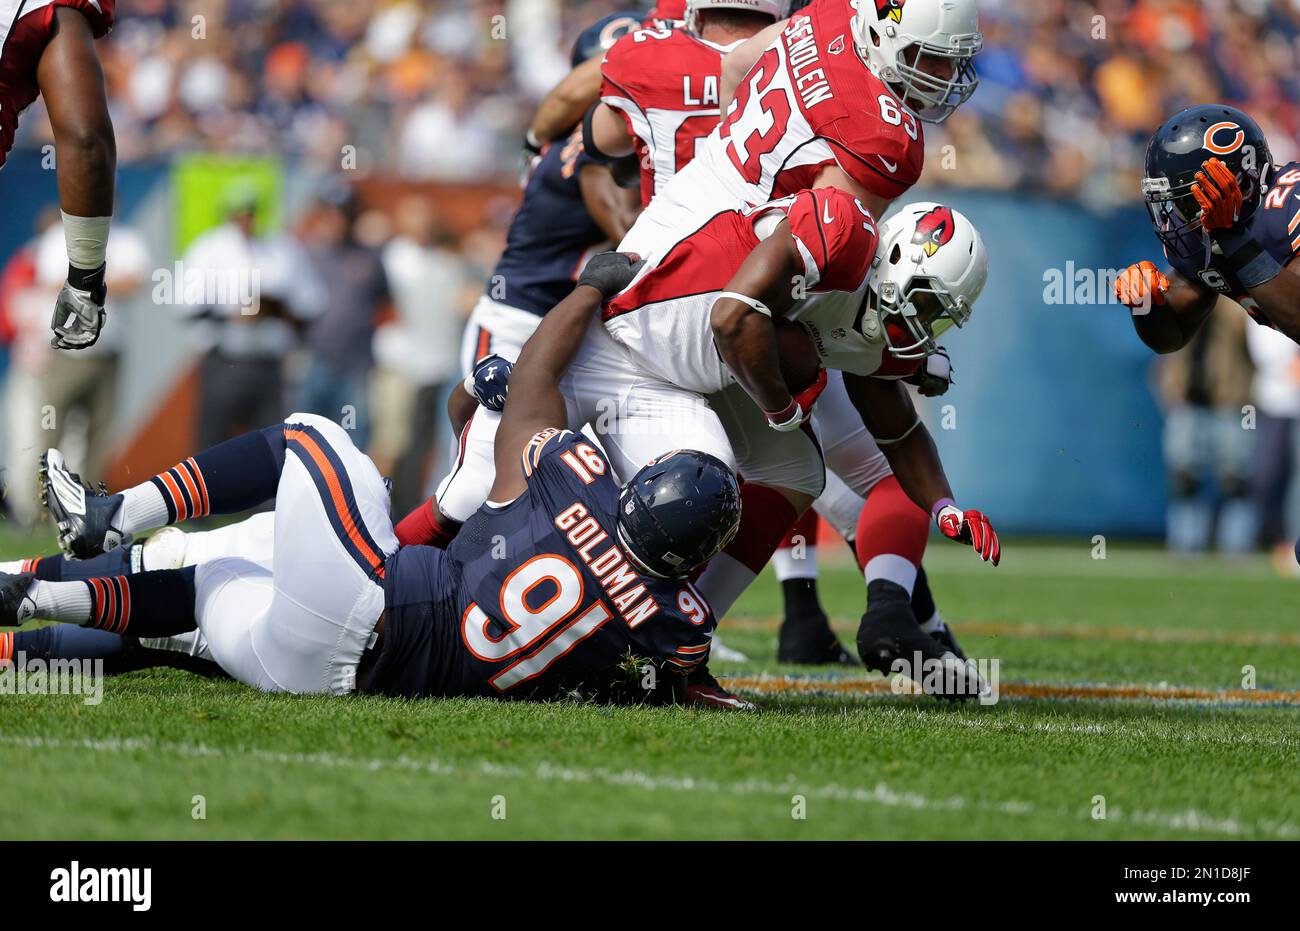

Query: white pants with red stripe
[192,413,399,695]
[438,295,544,523]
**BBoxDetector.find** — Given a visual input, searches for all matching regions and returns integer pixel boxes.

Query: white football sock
[695,552,758,619]
[863,553,918,595]
[0,560,28,574]
[117,483,171,536]
[772,543,819,582]
[31,580,93,625]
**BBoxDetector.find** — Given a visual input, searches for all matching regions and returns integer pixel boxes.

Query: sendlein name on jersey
[783,15,833,108]
[553,501,660,628]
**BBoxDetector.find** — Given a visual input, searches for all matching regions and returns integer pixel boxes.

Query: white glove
[51,266,107,350]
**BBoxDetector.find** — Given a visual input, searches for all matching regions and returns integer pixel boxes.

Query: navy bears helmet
[570,11,642,68]
[617,451,741,579]
[1142,104,1272,264]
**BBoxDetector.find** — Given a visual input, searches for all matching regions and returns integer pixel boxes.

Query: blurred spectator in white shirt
[373,196,475,514]
[178,183,324,448]
[1246,324,1300,566]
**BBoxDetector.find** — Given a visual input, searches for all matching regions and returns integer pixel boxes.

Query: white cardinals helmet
[851,0,982,123]
[686,0,787,34]
[863,201,987,360]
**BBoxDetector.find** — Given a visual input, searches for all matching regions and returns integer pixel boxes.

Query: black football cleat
[39,448,127,560]
[0,572,36,627]
[922,617,967,661]
[777,610,855,665]
[857,580,982,700]
[683,667,757,710]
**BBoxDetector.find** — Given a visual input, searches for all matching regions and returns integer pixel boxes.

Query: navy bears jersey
[1168,161,1300,327]
[369,429,715,701]
[489,128,611,318]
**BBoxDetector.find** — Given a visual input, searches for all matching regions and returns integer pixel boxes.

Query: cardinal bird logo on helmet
[874,0,905,22]
[912,205,955,257]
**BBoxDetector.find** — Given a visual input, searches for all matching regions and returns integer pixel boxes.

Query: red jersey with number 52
[0,0,115,167]
[604,186,880,394]
[601,26,742,207]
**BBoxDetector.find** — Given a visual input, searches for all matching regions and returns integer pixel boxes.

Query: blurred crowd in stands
[8,0,1299,201]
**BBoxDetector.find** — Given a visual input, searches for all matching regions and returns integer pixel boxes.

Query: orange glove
[1114,261,1169,309]
[1192,157,1243,232]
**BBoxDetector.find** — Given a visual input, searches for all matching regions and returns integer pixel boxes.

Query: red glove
[934,501,1000,566]
[764,367,827,432]
[1191,157,1243,232]
[1114,261,1168,310]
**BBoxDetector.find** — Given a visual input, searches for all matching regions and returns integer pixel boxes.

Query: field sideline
[1,526,1297,840]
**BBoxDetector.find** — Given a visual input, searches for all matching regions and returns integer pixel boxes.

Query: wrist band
[66,262,105,293]
[717,291,773,317]
[1216,230,1282,289]
[524,128,543,153]
[61,212,111,270]
[931,497,956,521]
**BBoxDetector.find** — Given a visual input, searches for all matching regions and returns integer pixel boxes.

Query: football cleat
[683,668,757,711]
[0,572,37,627]
[857,581,982,700]
[39,448,127,560]
[920,616,967,661]
[777,611,855,666]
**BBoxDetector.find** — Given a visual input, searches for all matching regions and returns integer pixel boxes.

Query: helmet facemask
[1142,163,1264,265]
[887,40,981,123]
[870,271,971,360]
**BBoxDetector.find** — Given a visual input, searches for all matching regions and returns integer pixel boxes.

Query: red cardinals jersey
[0,0,115,167]
[602,187,880,394]
[601,27,741,206]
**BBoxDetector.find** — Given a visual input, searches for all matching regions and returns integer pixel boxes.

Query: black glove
[577,251,644,299]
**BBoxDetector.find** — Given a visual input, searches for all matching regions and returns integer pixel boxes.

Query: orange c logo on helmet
[1203,121,1245,155]
[912,206,955,258]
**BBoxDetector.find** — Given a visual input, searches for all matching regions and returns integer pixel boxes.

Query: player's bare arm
[718,18,786,115]
[844,373,1000,565]
[38,6,116,351]
[586,103,635,159]
[1117,264,1219,354]
[709,220,807,415]
[579,162,641,243]
[530,57,604,148]
[1235,254,1300,344]
[489,253,643,503]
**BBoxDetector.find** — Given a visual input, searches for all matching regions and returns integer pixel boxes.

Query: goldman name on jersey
[554,501,661,628]
[783,15,834,108]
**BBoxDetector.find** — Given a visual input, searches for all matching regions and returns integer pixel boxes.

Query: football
[775,317,821,393]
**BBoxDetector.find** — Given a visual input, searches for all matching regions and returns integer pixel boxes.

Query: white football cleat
[708,634,750,664]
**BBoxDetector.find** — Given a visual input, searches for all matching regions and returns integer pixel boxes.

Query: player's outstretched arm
[38,7,116,351]
[710,220,811,424]
[843,373,999,565]
[530,57,604,148]
[488,254,643,502]
[1116,263,1217,354]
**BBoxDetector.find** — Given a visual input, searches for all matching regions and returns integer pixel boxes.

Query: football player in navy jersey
[1115,104,1300,349]
[2,255,742,704]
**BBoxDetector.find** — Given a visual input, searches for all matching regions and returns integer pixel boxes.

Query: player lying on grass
[4,254,742,702]
[1114,104,1300,348]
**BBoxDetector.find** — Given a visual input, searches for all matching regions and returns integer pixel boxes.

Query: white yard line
[1,733,1294,839]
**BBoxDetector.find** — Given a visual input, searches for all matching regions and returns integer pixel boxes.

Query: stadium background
[1,0,1298,540]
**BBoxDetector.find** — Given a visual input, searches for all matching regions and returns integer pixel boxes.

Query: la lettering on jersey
[601,26,737,205]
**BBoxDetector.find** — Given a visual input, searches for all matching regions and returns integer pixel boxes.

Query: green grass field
[1,526,1297,840]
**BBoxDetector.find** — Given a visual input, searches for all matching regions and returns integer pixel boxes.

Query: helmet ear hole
[869,26,881,47]
[889,243,902,264]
